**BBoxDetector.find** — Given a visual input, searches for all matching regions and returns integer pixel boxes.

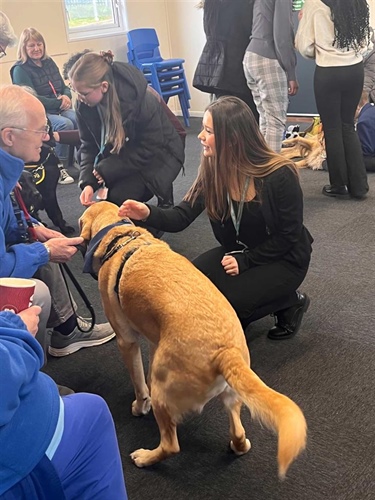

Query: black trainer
[268,292,310,340]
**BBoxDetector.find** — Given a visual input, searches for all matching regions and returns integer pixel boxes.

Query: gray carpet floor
[43,118,375,500]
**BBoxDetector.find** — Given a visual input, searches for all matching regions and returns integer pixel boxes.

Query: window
[63,0,127,41]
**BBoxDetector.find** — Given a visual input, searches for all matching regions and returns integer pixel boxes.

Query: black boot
[268,292,310,340]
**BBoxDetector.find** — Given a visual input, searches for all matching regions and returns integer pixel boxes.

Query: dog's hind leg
[220,386,251,455]
[116,335,151,416]
[130,389,180,467]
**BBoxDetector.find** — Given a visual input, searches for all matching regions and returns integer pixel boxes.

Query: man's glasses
[0,46,6,59]
[5,124,50,136]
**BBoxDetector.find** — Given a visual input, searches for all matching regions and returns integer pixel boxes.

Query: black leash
[11,188,95,332]
[59,261,96,333]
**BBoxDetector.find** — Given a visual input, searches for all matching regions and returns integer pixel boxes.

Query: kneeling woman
[68,51,184,208]
[119,97,313,339]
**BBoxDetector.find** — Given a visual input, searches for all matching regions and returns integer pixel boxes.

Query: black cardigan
[145,166,313,272]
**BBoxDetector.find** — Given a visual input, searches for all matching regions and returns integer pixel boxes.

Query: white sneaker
[58,168,74,185]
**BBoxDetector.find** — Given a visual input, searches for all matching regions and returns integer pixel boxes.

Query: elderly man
[0,84,114,362]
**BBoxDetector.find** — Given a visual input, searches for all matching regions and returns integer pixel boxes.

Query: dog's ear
[79,212,92,242]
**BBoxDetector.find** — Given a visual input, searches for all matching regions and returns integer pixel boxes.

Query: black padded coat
[76,62,184,203]
[193,0,254,96]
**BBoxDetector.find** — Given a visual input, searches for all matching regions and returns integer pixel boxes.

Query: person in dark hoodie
[68,51,185,208]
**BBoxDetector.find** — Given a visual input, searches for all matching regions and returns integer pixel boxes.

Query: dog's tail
[216,348,306,479]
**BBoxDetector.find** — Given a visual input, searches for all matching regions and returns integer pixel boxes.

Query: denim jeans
[33,263,75,360]
[47,110,78,164]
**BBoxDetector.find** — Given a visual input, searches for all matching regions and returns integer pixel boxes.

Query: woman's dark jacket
[145,166,313,272]
[76,62,184,203]
[10,58,71,113]
[193,0,254,96]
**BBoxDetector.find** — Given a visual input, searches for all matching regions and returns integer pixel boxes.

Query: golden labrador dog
[80,201,307,478]
[281,132,326,170]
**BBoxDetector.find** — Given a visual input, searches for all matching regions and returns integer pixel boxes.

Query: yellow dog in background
[80,201,307,478]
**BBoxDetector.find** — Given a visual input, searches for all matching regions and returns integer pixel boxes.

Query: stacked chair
[127,28,191,127]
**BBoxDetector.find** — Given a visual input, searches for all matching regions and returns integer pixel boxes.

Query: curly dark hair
[62,49,92,79]
[327,0,370,52]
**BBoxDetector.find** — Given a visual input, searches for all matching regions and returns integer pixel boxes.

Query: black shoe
[322,185,349,198]
[268,292,310,340]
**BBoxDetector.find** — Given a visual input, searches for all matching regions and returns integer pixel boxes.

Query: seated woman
[0,306,127,499]
[119,96,313,339]
[68,51,184,209]
[10,27,77,181]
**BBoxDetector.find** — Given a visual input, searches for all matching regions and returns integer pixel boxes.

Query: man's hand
[221,255,239,276]
[44,236,84,263]
[288,80,299,96]
[33,224,64,242]
[18,305,41,337]
[119,200,150,220]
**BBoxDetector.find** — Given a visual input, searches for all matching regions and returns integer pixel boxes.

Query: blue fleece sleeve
[0,311,44,426]
[0,190,49,278]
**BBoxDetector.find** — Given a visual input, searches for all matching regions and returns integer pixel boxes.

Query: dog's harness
[83,221,150,296]
[83,220,133,275]
[24,148,53,185]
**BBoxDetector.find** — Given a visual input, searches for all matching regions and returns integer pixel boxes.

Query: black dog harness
[83,221,150,296]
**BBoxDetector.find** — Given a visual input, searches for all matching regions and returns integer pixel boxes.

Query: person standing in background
[295,0,370,199]
[193,0,259,122]
[243,0,298,152]
[11,28,76,183]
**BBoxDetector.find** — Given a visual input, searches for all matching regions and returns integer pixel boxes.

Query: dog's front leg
[116,336,151,416]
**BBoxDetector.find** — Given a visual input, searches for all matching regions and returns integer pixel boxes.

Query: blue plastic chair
[127,28,190,126]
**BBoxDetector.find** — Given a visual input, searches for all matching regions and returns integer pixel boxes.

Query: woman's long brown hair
[184,96,297,221]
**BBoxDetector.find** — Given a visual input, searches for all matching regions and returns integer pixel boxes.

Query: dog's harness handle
[101,231,141,265]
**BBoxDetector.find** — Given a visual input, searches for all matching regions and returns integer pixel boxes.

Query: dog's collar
[83,220,132,274]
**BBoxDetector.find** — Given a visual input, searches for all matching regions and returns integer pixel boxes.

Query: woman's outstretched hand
[118,200,150,220]
[80,186,95,207]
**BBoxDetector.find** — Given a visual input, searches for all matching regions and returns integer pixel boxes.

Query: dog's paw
[230,438,251,456]
[130,448,154,467]
[132,397,151,416]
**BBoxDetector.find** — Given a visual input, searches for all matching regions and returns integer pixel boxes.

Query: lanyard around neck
[227,176,250,249]
[94,107,107,169]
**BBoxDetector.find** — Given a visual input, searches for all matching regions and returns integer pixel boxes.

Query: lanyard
[226,176,250,251]
[48,80,60,98]
[94,108,107,170]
